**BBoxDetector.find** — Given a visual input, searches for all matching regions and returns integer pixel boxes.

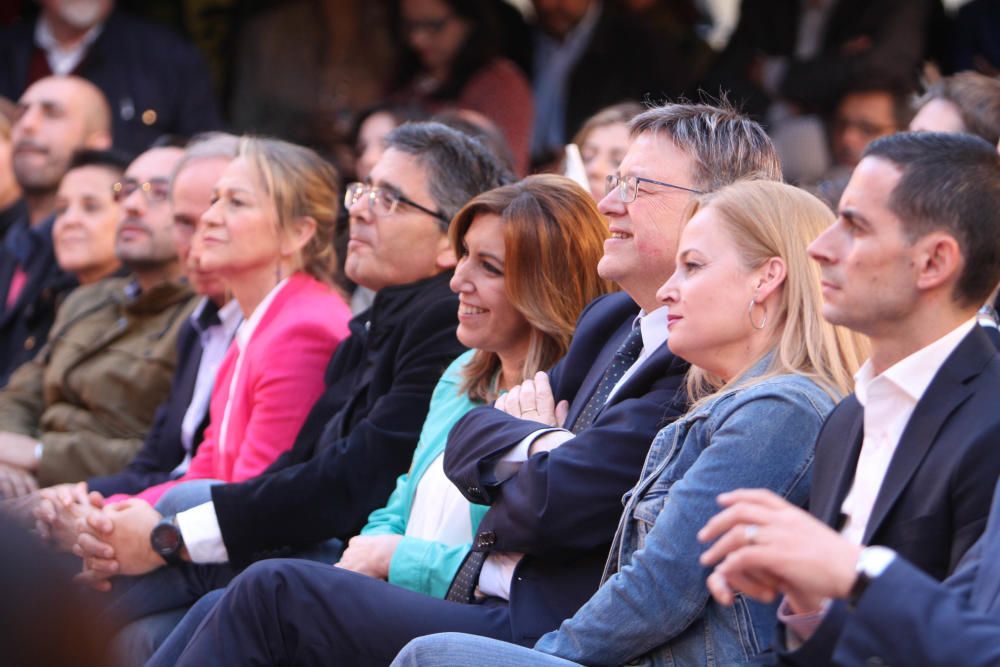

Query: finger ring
[522,408,539,415]
[744,524,759,545]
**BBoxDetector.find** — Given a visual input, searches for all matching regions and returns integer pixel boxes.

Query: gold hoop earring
[748,299,767,330]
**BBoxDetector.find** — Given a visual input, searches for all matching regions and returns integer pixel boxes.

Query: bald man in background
[0,75,113,386]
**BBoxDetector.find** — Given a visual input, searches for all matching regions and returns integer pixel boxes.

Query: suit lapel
[862,327,995,543]
[813,401,865,528]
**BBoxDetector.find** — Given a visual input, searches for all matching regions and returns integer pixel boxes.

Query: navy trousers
[174,559,517,666]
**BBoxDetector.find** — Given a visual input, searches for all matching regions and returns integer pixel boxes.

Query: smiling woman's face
[53,164,121,283]
[450,212,532,362]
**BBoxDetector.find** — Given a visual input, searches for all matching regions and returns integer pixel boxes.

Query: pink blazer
[130,273,351,506]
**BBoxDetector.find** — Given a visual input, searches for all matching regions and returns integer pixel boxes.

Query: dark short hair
[863,131,1000,306]
[384,121,515,223]
[68,148,131,174]
[837,73,916,130]
[629,100,783,190]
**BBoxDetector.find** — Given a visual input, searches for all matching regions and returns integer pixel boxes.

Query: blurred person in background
[0,97,25,241]
[565,100,643,201]
[0,145,194,494]
[0,0,222,154]
[14,136,240,557]
[910,71,1000,145]
[51,149,127,286]
[229,0,396,172]
[0,75,112,386]
[528,0,689,167]
[391,0,534,175]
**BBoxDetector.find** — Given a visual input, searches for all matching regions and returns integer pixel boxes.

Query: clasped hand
[494,372,569,428]
[32,482,104,551]
[72,498,167,591]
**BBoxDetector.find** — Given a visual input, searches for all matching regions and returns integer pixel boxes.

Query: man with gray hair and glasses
[163,102,784,666]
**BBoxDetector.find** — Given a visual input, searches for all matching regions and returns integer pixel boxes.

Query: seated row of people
[3,97,1000,667]
[393,131,1000,667]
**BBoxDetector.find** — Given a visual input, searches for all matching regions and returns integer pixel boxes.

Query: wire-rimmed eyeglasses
[344,182,450,227]
[605,174,703,203]
[112,178,171,204]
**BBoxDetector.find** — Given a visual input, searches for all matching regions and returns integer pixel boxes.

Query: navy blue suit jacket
[0,213,76,387]
[85,317,208,497]
[0,11,222,154]
[779,325,1000,665]
[828,479,1000,666]
[445,291,689,643]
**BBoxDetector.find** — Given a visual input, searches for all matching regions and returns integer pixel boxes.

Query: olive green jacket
[0,276,195,485]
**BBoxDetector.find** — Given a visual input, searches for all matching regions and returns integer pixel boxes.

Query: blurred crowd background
[3,0,997,188]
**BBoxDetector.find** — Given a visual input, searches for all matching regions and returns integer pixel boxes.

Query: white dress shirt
[172,298,243,476]
[840,318,977,544]
[478,306,670,600]
[176,280,289,564]
[405,454,472,545]
[781,318,977,647]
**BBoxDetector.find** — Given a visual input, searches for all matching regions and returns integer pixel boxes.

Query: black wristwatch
[150,514,185,566]
[847,545,896,608]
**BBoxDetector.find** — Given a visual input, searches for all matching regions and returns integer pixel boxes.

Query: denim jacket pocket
[633,493,667,551]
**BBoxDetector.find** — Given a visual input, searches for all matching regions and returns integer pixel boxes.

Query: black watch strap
[150,514,185,566]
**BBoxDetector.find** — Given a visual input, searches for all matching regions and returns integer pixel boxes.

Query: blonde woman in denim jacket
[393,180,869,667]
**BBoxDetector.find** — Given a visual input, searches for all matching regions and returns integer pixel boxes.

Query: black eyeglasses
[605,174,703,203]
[113,178,171,204]
[345,182,450,227]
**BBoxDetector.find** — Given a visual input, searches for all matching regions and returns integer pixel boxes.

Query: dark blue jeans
[174,560,515,667]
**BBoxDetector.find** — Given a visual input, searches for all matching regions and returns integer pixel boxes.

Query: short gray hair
[630,101,783,190]
[385,122,514,224]
[170,132,240,190]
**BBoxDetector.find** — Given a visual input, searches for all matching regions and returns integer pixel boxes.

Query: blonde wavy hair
[238,136,341,285]
[684,180,869,405]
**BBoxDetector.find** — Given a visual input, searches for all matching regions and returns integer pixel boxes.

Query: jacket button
[467,486,480,496]
[23,336,35,350]
[476,531,496,548]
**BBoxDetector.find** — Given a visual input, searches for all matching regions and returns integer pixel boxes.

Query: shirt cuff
[778,597,831,649]
[176,501,230,564]
[492,428,562,481]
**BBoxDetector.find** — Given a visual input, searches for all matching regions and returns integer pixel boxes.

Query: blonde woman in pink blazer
[109,137,352,508]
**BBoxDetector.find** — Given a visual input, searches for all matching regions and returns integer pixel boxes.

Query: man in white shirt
[697,130,1000,666]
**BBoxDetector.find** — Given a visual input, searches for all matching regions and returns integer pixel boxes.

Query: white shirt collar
[35,16,104,75]
[634,305,670,354]
[217,299,244,336]
[854,318,977,407]
[235,278,289,348]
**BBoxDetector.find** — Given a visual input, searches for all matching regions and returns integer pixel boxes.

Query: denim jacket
[534,358,837,666]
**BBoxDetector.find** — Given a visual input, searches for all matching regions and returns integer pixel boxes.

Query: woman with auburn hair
[148,174,612,666]
[392,179,869,667]
[104,136,352,511]
[335,173,613,597]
